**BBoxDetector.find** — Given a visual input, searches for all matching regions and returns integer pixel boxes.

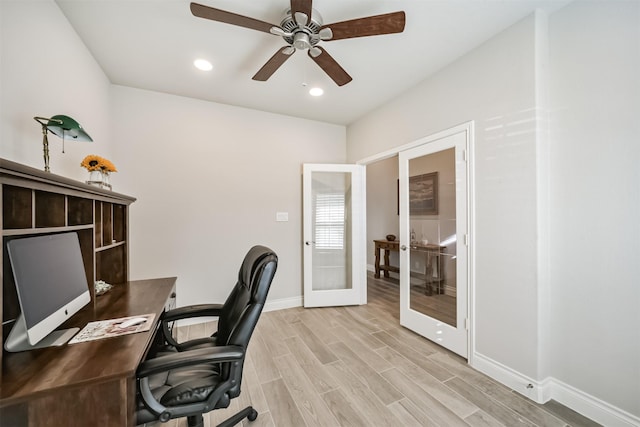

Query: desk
[0,277,176,427]
[374,239,445,295]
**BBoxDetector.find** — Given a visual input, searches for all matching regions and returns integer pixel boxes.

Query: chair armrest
[162,304,224,322]
[137,345,244,378]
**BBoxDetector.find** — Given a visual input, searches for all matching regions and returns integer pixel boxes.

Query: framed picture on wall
[410,172,438,215]
[398,172,439,215]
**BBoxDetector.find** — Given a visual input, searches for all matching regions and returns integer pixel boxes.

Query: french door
[398,130,469,357]
[302,164,366,307]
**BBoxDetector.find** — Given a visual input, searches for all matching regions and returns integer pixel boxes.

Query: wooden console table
[374,239,445,295]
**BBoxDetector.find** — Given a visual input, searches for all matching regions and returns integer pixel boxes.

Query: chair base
[185,406,257,427]
[188,414,205,427]
[217,406,258,427]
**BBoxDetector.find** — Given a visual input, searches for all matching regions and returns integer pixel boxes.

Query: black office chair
[136,245,278,427]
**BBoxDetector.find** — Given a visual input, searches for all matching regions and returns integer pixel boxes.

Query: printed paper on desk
[68,313,155,344]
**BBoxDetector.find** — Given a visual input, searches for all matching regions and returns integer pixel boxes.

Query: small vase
[101,172,111,190]
[87,170,103,187]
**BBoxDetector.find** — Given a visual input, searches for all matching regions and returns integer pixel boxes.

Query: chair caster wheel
[247,408,258,421]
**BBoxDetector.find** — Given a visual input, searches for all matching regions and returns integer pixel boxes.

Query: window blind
[314,193,345,249]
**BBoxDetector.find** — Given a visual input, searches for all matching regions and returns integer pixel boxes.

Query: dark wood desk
[374,239,445,295]
[0,277,176,427]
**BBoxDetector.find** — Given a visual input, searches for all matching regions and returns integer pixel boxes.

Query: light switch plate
[276,212,289,222]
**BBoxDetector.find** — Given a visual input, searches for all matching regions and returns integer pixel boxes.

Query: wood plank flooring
[145,274,600,427]
[380,275,457,327]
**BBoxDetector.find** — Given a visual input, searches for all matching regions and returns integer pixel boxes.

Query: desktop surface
[0,277,176,424]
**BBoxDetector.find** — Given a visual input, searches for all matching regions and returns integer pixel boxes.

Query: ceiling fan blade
[190,2,275,34]
[322,11,406,40]
[252,47,295,81]
[307,47,352,87]
[291,0,312,25]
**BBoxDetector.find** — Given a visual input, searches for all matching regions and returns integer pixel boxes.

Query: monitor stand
[4,314,79,353]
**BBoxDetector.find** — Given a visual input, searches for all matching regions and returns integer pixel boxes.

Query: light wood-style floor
[382,274,457,327]
[147,274,600,427]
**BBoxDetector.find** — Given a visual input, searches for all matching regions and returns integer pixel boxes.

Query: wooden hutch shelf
[0,159,178,426]
[0,158,136,364]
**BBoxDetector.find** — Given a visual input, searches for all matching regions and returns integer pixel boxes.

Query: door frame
[357,121,476,364]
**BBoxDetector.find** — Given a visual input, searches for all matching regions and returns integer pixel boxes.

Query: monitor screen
[5,232,90,352]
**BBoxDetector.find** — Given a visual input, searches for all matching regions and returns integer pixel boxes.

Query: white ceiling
[56,0,568,125]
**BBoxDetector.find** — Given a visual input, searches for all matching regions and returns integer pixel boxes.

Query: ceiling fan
[190,1,406,86]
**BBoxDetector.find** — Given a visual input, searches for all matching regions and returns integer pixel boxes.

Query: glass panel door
[399,130,468,357]
[303,164,365,307]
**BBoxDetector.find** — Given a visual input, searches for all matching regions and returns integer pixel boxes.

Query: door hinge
[464,318,470,330]
[464,234,469,246]
[462,150,467,161]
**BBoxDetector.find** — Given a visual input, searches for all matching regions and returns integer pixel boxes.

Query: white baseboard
[471,351,640,427]
[471,351,546,402]
[264,296,302,312]
[174,296,302,327]
[549,378,640,427]
[444,285,457,297]
[174,317,210,327]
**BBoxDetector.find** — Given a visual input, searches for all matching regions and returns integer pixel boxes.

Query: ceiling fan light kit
[190,0,405,86]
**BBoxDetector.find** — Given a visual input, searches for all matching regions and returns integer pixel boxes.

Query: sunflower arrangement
[81,155,117,173]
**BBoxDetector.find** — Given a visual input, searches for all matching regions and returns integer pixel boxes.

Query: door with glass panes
[303,164,366,307]
[398,130,469,357]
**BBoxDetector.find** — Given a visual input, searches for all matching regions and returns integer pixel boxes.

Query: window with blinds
[314,193,345,249]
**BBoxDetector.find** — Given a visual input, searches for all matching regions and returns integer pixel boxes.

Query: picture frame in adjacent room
[397,171,439,215]
[409,172,439,215]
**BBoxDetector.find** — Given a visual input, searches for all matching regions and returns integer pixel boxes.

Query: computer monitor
[5,232,91,352]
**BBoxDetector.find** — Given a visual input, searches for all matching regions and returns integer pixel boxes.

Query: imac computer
[5,232,91,352]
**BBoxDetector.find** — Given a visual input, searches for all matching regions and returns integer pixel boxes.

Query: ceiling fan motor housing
[280,8,323,50]
[293,33,312,50]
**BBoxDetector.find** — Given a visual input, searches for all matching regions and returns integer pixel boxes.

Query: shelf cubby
[35,190,66,228]
[68,196,93,226]
[2,185,33,229]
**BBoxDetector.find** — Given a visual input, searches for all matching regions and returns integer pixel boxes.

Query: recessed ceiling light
[194,59,213,71]
[309,87,324,97]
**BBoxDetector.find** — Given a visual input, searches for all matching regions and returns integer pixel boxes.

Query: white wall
[110,86,346,308]
[0,0,112,180]
[548,0,640,421]
[349,13,542,384]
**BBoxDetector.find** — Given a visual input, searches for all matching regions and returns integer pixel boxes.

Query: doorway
[363,123,472,358]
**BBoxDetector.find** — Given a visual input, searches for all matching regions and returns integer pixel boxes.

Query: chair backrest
[216,245,278,348]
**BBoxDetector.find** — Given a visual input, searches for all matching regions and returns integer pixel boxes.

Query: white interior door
[303,164,366,307]
[399,131,469,357]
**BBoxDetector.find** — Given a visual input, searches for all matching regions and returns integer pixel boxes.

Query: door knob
[305,241,316,246]
[401,245,407,251]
